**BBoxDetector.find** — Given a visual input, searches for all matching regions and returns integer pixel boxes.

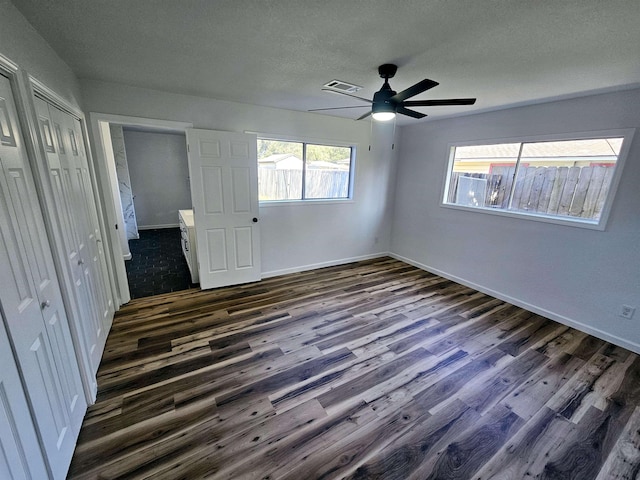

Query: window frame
[440,128,636,230]
[254,132,357,206]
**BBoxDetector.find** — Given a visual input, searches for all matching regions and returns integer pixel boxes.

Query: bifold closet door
[0,74,86,478]
[51,103,113,341]
[69,113,113,332]
[34,97,113,378]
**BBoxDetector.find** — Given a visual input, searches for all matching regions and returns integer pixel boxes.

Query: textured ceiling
[11,0,640,124]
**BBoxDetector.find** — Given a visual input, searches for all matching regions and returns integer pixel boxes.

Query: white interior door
[0,73,86,479]
[186,129,261,289]
[75,117,114,332]
[58,108,113,337]
[34,97,105,377]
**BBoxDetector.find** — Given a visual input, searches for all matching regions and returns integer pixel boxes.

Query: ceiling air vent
[323,80,363,93]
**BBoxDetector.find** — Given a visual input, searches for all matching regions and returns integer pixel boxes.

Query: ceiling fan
[311,64,476,121]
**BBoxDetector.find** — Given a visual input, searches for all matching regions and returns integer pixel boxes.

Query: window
[442,131,634,228]
[257,138,353,202]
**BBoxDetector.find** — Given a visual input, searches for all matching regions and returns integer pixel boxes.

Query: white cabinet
[179,209,199,283]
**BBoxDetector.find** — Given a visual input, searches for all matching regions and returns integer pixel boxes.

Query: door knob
[41,300,51,310]
[78,259,85,265]
[252,218,258,223]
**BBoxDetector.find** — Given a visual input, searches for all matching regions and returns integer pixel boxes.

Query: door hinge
[187,144,190,152]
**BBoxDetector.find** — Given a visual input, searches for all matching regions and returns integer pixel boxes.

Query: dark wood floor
[67,257,640,479]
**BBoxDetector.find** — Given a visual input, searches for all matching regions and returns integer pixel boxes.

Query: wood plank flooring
[67,257,640,479]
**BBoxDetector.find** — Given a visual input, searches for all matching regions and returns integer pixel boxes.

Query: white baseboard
[261,252,389,279]
[138,223,179,230]
[390,252,640,355]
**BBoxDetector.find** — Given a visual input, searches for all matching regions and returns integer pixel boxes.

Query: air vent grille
[323,80,363,93]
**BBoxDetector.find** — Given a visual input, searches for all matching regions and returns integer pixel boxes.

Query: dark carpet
[125,228,197,299]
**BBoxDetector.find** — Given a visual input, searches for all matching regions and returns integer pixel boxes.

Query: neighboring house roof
[455,138,623,161]
[258,154,303,169]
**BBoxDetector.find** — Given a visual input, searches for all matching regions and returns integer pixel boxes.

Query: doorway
[89,114,195,300]
[91,115,262,301]
[122,127,195,298]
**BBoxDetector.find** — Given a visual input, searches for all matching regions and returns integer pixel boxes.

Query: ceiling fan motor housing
[378,63,398,79]
[372,87,397,115]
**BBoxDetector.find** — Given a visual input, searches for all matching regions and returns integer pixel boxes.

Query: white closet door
[51,104,112,339]
[70,114,114,333]
[0,312,49,480]
[34,97,105,375]
[0,74,86,479]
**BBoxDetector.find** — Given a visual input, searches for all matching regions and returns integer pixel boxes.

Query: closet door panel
[46,156,101,362]
[3,162,84,438]
[5,168,51,289]
[68,114,114,329]
[63,109,112,351]
[34,97,103,374]
[76,150,112,328]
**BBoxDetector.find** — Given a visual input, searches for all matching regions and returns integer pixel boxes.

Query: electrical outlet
[619,305,636,319]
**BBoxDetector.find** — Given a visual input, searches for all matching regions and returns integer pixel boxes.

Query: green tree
[257,140,302,159]
[258,139,350,164]
[306,144,350,163]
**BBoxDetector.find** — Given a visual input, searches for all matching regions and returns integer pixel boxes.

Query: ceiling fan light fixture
[371,101,396,121]
[371,111,396,121]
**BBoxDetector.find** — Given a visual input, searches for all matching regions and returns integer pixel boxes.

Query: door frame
[87,113,193,305]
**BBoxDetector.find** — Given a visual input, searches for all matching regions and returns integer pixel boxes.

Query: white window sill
[259,198,355,207]
[441,202,606,231]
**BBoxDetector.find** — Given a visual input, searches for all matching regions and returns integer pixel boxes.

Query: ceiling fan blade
[397,107,426,119]
[390,79,439,102]
[403,98,477,107]
[356,111,372,120]
[309,106,370,112]
[321,88,372,104]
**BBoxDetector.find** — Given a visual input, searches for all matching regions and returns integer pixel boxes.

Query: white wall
[81,80,397,275]
[0,0,81,107]
[391,88,640,352]
[123,129,190,229]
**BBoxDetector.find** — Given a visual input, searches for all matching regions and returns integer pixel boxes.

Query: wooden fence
[448,165,614,220]
[258,168,349,200]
